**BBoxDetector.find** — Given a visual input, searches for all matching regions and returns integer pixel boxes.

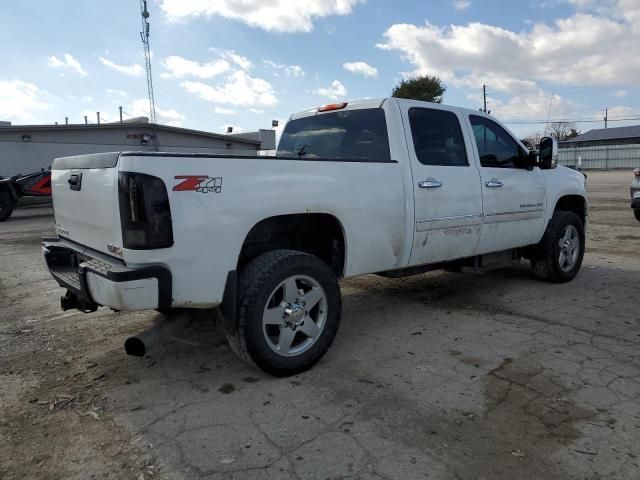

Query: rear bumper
[42,237,171,312]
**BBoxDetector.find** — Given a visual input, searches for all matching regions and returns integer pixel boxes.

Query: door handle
[418,179,442,189]
[485,179,503,188]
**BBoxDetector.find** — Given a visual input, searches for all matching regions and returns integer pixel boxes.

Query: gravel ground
[1,170,639,480]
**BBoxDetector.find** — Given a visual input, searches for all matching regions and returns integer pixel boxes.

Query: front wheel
[226,249,342,377]
[0,189,15,222]
[634,208,640,222]
[531,211,585,283]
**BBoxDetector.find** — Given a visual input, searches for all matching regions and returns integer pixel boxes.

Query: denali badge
[56,225,70,237]
[173,176,223,194]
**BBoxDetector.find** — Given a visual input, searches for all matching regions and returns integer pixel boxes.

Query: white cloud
[343,61,378,78]
[0,80,51,123]
[129,99,186,126]
[47,54,87,76]
[162,56,230,79]
[106,89,128,97]
[453,0,471,10]
[181,70,278,107]
[99,57,144,77]
[214,106,236,114]
[263,60,305,77]
[613,89,627,98]
[226,52,252,70]
[82,96,93,102]
[160,0,364,32]
[313,80,348,100]
[250,108,265,114]
[377,10,640,89]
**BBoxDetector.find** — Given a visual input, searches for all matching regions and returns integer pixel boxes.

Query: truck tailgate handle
[68,173,82,191]
[485,179,503,188]
[418,179,442,189]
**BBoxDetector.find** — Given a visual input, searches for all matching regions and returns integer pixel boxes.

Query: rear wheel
[634,209,640,222]
[226,249,341,377]
[0,189,15,222]
[531,211,585,283]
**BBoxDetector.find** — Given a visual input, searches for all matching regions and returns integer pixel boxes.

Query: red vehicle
[0,170,52,221]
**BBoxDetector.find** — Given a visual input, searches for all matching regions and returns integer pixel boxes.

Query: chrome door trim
[483,209,544,224]
[416,213,483,232]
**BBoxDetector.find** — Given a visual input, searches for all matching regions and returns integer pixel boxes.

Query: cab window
[409,108,468,166]
[470,115,526,168]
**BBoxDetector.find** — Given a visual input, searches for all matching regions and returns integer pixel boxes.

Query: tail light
[118,172,173,249]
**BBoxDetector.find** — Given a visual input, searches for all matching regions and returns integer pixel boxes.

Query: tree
[392,75,446,103]
[522,132,543,149]
[548,122,581,142]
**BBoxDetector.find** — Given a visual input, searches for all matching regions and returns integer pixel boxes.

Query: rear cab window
[276,109,391,161]
[408,108,468,166]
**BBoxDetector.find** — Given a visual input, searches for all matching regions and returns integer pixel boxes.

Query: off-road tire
[225,249,342,377]
[531,211,585,283]
[0,189,15,222]
[634,208,640,222]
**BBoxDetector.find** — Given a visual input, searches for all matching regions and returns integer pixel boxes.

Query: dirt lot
[1,170,639,480]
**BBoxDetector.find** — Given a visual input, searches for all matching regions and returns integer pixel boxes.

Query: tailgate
[51,152,122,255]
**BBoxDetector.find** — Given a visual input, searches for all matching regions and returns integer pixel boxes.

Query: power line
[502,116,640,125]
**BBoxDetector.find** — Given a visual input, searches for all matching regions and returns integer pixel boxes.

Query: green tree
[392,75,446,103]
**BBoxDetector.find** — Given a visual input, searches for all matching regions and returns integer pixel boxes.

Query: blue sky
[1,0,639,138]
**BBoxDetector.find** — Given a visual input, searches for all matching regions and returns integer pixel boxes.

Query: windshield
[277,108,391,161]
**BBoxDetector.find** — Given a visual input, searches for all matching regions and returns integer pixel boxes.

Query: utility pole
[119,106,123,123]
[483,84,487,113]
[140,0,157,125]
[140,0,159,151]
[604,107,608,129]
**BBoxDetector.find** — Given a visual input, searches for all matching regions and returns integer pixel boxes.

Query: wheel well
[238,214,346,277]
[554,195,586,225]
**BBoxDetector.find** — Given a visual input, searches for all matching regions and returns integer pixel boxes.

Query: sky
[1,0,639,139]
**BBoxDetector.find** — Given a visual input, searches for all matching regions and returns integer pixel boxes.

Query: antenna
[140,0,157,125]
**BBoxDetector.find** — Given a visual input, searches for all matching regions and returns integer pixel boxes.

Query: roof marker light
[318,102,348,112]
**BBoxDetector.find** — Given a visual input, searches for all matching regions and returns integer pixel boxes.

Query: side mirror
[539,136,557,169]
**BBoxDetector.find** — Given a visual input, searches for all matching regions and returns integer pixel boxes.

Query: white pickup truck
[43,98,588,376]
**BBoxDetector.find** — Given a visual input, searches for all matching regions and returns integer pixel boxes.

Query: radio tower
[140,0,157,124]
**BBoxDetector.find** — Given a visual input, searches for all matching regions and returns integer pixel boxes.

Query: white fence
[558,144,640,170]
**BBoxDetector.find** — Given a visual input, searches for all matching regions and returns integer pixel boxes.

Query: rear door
[468,115,547,253]
[51,153,122,255]
[402,105,483,265]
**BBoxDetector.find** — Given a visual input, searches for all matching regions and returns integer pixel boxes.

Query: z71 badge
[173,176,223,194]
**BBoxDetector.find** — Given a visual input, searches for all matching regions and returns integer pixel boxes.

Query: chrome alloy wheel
[558,224,580,272]
[262,275,327,357]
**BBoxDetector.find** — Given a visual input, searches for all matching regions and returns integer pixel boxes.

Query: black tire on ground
[531,211,585,283]
[634,208,640,222]
[0,189,15,222]
[225,249,342,377]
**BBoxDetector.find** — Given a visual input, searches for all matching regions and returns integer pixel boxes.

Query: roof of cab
[289,97,491,121]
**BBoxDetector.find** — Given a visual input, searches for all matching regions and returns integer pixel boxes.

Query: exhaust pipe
[125,312,192,357]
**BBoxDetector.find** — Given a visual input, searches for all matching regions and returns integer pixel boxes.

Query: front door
[468,115,547,254]
[403,105,483,266]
